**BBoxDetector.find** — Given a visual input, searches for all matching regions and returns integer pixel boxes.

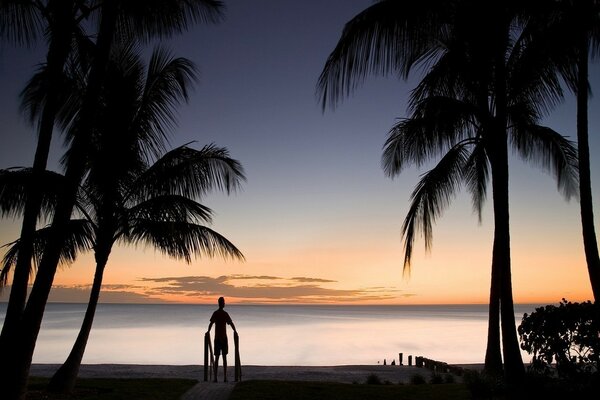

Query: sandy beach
[30,363,476,400]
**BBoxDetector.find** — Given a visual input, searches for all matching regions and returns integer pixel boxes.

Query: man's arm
[207,321,213,333]
[228,320,236,332]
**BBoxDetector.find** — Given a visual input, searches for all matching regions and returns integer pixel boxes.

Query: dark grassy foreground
[229,380,470,400]
[26,377,197,400]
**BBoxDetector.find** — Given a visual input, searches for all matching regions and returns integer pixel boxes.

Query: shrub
[518,299,599,380]
[430,373,444,384]
[366,374,382,385]
[409,374,426,385]
[444,373,455,384]
[463,370,505,399]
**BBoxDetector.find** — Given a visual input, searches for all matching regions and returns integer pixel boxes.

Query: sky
[0,0,599,305]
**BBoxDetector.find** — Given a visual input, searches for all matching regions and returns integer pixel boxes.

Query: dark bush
[518,299,599,381]
[409,374,426,385]
[365,373,382,385]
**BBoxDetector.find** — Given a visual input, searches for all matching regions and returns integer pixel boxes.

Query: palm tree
[44,46,245,394]
[1,2,225,398]
[536,0,600,301]
[0,0,92,353]
[317,0,578,381]
[46,142,243,393]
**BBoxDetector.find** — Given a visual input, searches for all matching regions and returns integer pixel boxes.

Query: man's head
[218,296,225,309]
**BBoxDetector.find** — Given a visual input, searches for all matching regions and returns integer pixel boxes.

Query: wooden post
[399,353,403,365]
[204,332,210,381]
[408,355,412,366]
[234,331,242,382]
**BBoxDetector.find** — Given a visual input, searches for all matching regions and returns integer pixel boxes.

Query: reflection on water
[0,303,541,365]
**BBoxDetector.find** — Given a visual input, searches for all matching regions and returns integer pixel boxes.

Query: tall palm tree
[0,0,92,352]
[1,2,225,398]
[45,46,245,394]
[536,0,600,301]
[317,0,577,381]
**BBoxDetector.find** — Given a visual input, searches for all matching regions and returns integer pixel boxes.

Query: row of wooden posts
[203,331,242,382]
[397,353,465,376]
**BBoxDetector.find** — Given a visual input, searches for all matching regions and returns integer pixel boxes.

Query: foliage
[518,299,600,380]
[366,373,382,384]
[409,373,426,385]
[462,370,505,400]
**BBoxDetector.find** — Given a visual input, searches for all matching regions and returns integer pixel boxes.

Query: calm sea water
[0,303,541,366]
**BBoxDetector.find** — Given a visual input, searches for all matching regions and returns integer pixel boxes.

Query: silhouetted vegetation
[519,299,599,381]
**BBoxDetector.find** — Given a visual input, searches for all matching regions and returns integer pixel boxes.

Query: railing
[204,331,242,382]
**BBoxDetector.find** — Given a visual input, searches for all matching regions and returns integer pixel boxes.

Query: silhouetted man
[207,296,236,382]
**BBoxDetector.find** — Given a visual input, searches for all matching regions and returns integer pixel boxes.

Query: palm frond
[464,140,489,222]
[0,0,44,46]
[128,144,245,204]
[382,96,478,176]
[317,0,451,110]
[510,125,579,200]
[0,219,94,287]
[117,0,224,41]
[132,47,197,160]
[126,194,214,228]
[0,168,67,221]
[401,141,471,271]
[126,221,244,264]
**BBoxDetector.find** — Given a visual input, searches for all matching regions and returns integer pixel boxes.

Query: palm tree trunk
[2,3,119,398]
[484,261,503,375]
[490,130,525,384]
[0,0,75,347]
[576,36,600,302]
[47,248,110,394]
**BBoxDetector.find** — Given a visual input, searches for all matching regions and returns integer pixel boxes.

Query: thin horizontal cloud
[140,274,407,303]
[0,275,414,304]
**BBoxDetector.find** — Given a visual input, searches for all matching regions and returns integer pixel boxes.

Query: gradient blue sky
[1,0,599,304]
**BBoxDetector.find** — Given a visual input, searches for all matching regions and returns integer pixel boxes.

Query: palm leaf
[0,219,94,287]
[126,194,214,228]
[117,0,224,42]
[510,125,579,200]
[0,168,67,221]
[401,141,472,270]
[382,96,478,176]
[128,144,245,204]
[126,220,243,264]
[317,0,451,109]
[0,0,44,46]
[464,140,489,222]
[132,47,197,160]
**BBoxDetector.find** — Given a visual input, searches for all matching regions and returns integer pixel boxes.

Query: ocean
[0,303,541,366]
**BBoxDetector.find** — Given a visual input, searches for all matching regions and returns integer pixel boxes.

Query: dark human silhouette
[207,297,237,382]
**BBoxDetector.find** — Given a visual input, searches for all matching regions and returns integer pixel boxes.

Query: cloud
[140,274,404,303]
[1,275,412,304]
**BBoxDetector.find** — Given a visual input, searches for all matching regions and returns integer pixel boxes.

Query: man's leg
[214,355,220,382]
[223,355,228,382]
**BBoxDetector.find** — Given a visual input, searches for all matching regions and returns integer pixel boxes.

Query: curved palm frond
[317,0,451,109]
[117,0,224,42]
[126,220,243,264]
[126,194,214,228]
[463,140,489,221]
[0,219,94,287]
[510,124,579,200]
[0,0,44,46]
[382,96,478,176]
[127,144,245,204]
[132,47,197,160]
[401,140,472,271]
[0,168,67,220]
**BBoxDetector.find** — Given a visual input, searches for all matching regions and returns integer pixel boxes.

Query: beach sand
[31,363,476,400]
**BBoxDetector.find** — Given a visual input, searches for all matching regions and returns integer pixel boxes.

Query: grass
[229,380,470,400]
[26,377,197,400]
